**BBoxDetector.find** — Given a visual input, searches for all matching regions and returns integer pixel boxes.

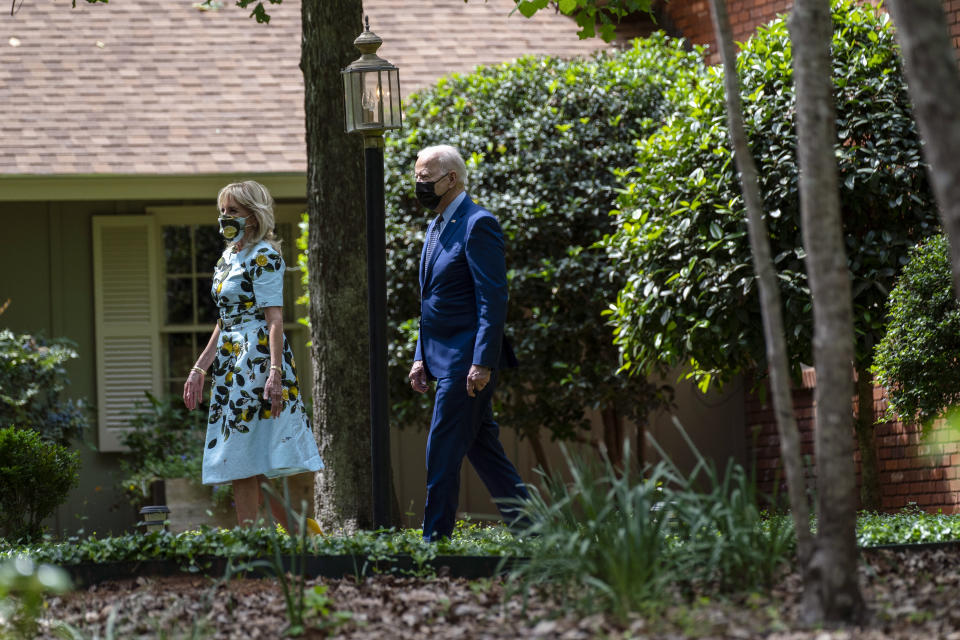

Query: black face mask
[415,175,450,210]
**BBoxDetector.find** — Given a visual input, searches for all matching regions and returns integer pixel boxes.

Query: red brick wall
[663,0,960,61]
[747,382,960,514]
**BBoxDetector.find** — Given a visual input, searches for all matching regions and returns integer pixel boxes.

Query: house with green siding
[0,0,636,533]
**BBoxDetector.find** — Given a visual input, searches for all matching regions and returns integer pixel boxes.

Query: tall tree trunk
[527,431,552,478]
[601,404,624,470]
[706,0,813,565]
[886,1,960,299]
[790,0,865,624]
[855,362,880,511]
[301,0,375,532]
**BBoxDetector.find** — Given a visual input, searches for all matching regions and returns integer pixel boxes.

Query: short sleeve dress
[201,240,323,485]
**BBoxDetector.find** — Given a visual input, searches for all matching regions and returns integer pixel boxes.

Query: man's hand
[466,364,491,398]
[409,360,429,394]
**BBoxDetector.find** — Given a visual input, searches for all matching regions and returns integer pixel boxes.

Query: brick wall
[747,381,960,514]
[663,0,960,61]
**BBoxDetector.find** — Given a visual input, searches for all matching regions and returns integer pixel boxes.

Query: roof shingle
[1,0,608,176]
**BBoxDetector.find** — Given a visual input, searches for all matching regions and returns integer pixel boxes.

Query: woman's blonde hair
[217,180,282,251]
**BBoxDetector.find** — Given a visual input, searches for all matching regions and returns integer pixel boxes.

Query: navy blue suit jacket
[415,195,514,379]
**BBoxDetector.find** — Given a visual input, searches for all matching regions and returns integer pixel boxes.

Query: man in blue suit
[408,145,530,542]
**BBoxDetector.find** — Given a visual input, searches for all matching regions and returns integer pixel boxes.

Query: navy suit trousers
[422,370,529,541]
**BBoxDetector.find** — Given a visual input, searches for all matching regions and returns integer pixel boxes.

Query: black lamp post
[341,17,401,529]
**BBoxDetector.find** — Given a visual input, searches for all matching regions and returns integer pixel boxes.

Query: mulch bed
[34,547,960,639]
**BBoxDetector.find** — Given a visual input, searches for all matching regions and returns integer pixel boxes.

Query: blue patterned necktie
[424,216,442,268]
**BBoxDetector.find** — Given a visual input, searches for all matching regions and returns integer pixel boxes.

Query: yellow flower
[225,371,233,384]
[240,409,251,422]
[255,254,269,267]
[222,226,237,239]
[216,281,223,294]
[232,343,241,355]
[244,301,253,309]
[281,388,289,401]
[262,408,272,419]
[289,386,298,399]
[306,518,324,536]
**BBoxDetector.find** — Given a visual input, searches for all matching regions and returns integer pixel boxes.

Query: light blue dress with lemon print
[201,240,323,485]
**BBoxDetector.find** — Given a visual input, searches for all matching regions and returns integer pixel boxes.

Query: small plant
[228,480,317,636]
[117,393,231,507]
[303,584,353,632]
[0,555,72,639]
[0,426,81,542]
[0,328,89,444]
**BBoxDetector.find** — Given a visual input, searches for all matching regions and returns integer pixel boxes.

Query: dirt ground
[34,547,960,639]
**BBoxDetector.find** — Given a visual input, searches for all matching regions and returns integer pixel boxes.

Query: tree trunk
[706,0,813,564]
[789,0,865,624]
[855,363,880,511]
[886,0,960,299]
[527,431,552,478]
[301,0,375,532]
[601,404,624,470]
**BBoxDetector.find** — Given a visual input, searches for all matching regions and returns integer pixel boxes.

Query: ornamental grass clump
[651,421,795,593]
[506,442,675,618]
[507,422,794,618]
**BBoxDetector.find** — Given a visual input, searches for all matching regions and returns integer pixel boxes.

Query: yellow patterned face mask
[218,216,247,242]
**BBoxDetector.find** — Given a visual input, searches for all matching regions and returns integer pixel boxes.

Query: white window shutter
[92,216,161,452]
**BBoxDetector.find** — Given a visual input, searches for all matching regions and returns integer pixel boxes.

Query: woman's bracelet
[190,366,206,376]
[270,365,282,373]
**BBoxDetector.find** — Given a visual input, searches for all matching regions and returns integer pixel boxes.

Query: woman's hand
[183,370,204,410]
[264,367,283,417]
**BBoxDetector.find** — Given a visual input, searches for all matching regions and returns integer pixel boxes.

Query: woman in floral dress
[182,180,323,528]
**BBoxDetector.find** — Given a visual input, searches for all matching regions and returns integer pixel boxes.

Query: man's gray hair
[418,145,468,187]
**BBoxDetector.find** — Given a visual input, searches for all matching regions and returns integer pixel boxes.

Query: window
[93,206,308,451]
[159,220,300,396]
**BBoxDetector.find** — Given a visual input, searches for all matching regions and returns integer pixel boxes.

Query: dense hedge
[872,234,960,428]
[0,427,80,542]
[379,35,705,442]
[604,0,937,387]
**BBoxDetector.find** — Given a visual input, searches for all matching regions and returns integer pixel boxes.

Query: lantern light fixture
[341,17,402,135]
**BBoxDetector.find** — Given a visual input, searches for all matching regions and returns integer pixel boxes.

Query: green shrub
[872,234,960,428]
[0,329,89,444]
[0,427,80,542]
[605,0,937,389]
[378,35,702,443]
